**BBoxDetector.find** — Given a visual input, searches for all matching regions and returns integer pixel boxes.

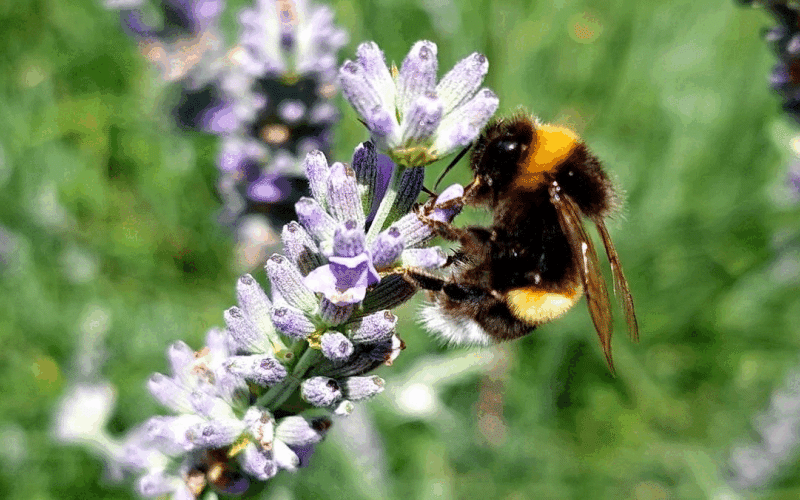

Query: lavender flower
[55,139,465,497]
[106,0,227,84]
[339,41,499,167]
[105,0,350,266]
[728,368,800,490]
[212,0,348,254]
[337,40,494,238]
[739,1,800,122]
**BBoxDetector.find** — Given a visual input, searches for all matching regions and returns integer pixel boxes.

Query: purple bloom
[270,305,316,340]
[339,41,498,165]
[57,28,498,491]
[203,0,347,242]
[347,311,397,344]
[118,0,224,39]
[301,376,342,407]
[789,162,800,198]
[747,1,800,124]
[320,331,355,362]
[305,251,380,305]
[108,0,227,85]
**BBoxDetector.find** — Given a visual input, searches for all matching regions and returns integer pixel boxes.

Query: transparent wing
[593,218,639,343]
[549,182,615,373]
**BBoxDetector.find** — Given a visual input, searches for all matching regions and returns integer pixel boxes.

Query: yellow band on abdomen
[505,285,583,324]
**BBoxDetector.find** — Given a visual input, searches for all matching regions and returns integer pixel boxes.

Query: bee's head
[466,115,535,206]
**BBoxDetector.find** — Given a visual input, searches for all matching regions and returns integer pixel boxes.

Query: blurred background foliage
[1,0,799,498]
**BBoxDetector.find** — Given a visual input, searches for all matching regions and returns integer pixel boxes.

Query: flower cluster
[728,368,800,490]
[339,40,499,167]
[215,0,349,234]
[104,0,349,266]
[55,143,465,498]
[740,0,800,122]
[105,0,227,85]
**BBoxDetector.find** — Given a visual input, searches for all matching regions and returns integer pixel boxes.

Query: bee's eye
[494,139,518,155]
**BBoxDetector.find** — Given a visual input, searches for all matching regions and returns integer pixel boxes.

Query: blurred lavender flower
[104,0,349,265]
[339,40,499,167]
[214,0,348,256]
[728,368,800,490]
[55,145,464,497]
[739,1,800,122]
[105,0,227,85]
[789,160,800,199]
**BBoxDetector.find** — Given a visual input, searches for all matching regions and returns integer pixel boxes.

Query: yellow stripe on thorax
[516,124,579,190]
[505,284,583,324]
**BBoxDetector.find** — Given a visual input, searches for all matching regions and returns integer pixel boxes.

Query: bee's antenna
[434,144,472,191]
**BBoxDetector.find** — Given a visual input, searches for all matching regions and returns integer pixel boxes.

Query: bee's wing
[549,182,615,373]
[593,219,639,343]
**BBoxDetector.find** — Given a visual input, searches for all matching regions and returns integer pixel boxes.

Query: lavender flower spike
[106,0,227,84]
[339,41,499,166]
[57,54,494,492]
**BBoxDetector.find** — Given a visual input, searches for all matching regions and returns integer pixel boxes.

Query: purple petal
[371,226,404,268]
[436,52,489,113]
[332,220,366,258]
[434,88,499,154]
[400,92,444,145]
[396,41,439,114]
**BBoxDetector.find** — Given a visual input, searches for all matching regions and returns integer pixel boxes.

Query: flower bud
[227,355,288,386]
[300,376,342,407]
[320,331,354,362]
[270,306,316,340]
[402,247,447,269]
[166,341,194,378]
[295,197,336,243]
[236,274,274,337]
[275,415,329,447]
[303,150,330,208]
[371,226,404,268]
[281,222,323,275]
[239,443,278,481]
[327,163,365,227]
[343,375,385,401]
[185,419,244,448]
[147,373,190,413]
[266,255,318,313]
[347,310,397,343]
[224,306,268,354]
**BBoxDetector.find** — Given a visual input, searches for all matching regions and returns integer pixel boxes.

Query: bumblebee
[407,114,638,372]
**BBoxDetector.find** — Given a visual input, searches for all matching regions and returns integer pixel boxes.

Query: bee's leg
[403,269,492,302]
[403,269,446,291]
[415,214,490,249]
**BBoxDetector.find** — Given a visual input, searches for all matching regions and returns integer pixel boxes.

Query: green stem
[366,164,407,244]
[256,344,322,411]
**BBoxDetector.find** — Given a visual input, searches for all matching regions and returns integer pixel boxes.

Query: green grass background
[2,0,799,498]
